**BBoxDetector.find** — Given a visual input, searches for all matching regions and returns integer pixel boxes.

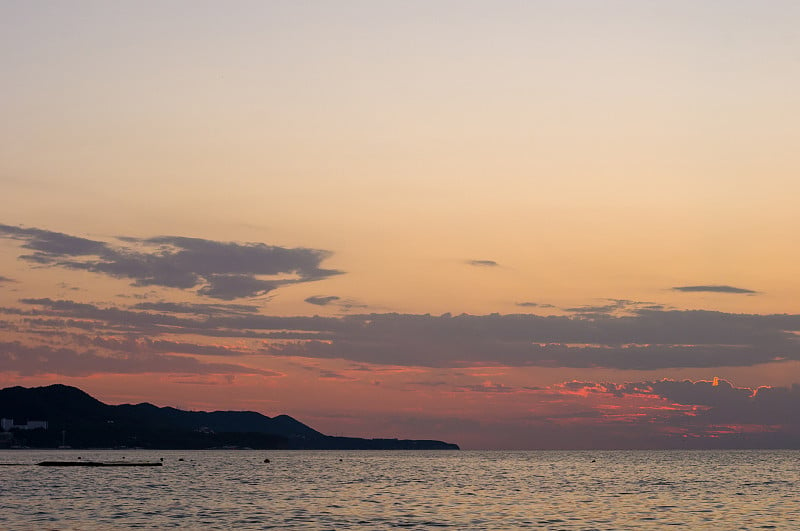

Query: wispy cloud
[515,301,555,309]
[467,259,499,267]
[672,285,758,295]
[0,224,342,299]
[0,340,279,378]
[305,295,341,306]
[457,381,516,393]
[562,299,658,317]
[131,301,260,316]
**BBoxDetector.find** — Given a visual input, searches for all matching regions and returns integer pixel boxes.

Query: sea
[0,449,797,529]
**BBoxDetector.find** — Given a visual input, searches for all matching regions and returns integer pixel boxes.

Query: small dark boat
[37,461,162,467]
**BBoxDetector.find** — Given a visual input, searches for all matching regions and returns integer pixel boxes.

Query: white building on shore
[1,418,49,431]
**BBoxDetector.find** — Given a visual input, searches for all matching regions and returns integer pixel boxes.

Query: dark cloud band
[305,295,341,306]
[11,299,800,371]
[0,224,342,299]
[672,285,758,294]
[467,259,499,267]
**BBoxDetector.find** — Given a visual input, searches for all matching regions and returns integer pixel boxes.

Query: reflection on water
[1,450,798,529]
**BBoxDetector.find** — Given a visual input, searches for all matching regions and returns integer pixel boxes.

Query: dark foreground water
[1,449,797,529]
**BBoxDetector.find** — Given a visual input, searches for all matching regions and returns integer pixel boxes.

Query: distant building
[1,418,49,431]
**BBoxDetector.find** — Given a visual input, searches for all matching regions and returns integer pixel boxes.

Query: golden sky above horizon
[1,1,799,448]
[3,1,799,316]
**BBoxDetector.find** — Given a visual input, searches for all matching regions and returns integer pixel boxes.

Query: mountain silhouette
[0,384,458,450]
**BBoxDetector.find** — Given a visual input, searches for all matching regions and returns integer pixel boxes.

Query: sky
[1,1,799,449]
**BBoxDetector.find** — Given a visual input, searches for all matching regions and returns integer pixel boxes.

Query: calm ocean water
[0,449,797,529]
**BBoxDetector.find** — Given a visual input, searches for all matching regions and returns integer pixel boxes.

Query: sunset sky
[2,1,799,449]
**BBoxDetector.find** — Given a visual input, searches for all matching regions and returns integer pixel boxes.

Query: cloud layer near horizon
[3,298,800,448]
[0,340,278,378]
[5,298,800,371]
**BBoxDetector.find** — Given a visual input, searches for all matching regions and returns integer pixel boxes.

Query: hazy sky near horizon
[2,1,799,449]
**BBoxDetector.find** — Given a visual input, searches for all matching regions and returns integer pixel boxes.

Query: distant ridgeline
[0,384,458,450]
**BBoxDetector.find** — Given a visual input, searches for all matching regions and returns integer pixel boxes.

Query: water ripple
[1,449,798,529]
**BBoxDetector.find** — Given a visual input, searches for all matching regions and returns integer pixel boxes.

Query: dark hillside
[0,384,458,450]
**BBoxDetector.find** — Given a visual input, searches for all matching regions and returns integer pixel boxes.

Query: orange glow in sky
[1,1,800,449]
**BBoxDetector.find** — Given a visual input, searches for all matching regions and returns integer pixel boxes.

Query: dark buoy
[178,458,184,461]
[591,459,596,463]
[263,458,270,463]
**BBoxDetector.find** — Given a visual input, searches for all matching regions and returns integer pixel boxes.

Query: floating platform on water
[37,461,163,467]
